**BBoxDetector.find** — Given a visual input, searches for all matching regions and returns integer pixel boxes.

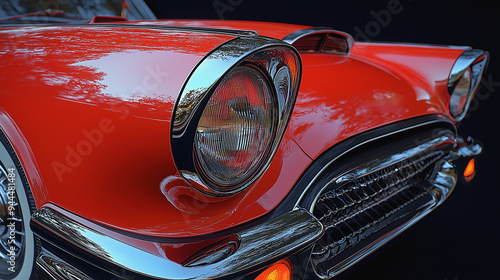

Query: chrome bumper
[31,207,324,280]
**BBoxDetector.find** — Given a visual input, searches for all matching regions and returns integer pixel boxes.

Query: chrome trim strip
[448,49,489,121]
[319,160,457,279]
[282,27,354,54]
[355,41,472,50]
[1,23,258,38]
[36,250,93,280]
[294,118,454,208]
[31,208,323,280]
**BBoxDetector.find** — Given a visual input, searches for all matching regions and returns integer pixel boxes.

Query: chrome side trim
[31,208,323,280]
[282,27,354,54]
[448,49,489,121]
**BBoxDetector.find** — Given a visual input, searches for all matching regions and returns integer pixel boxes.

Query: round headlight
[194,66,276,191]
[449,67,471,118]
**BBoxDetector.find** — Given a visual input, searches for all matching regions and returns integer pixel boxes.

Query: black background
[147,1,499,279]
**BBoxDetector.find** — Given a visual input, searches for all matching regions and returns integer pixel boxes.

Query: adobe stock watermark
[353,0,412,42]
[51,117,118,182]
[5,167,18,273]
[51,64,170,182]
[213,0,243,19]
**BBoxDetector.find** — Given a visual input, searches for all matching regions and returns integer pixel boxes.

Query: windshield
[0,0,156,23]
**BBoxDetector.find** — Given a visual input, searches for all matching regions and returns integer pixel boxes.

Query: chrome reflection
[452,135,482,158]
[448,49,489,121]
[294,118,456,208]
[172,36,299,137]
[315,159,458,279]
[308,132,463,279]
[333,134,455,185]
[36,250,92,280]
[31,207,323,280]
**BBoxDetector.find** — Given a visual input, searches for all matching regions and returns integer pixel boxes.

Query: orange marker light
[255,259,292,280]
[463,158,476,182]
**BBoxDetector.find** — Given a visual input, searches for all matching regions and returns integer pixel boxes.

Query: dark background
[146,1,499,279]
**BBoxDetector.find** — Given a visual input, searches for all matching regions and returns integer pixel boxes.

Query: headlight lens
[194,66,275,189]
[449,67,471,118]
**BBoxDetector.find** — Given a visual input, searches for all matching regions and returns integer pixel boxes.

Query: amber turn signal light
[255,259,292,280]
[463,158,476,182]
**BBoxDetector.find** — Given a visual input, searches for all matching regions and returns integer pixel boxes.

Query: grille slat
[311,150,446,276]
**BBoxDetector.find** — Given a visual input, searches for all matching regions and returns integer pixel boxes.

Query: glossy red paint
[0,23,314,238]
[0,25,240,237]
[0,21,466,238]
[289,44,464,159]
[352,42,464,113]
[0,108,48,205]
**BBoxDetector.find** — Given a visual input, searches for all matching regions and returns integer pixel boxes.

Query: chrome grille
[311,150,446,277]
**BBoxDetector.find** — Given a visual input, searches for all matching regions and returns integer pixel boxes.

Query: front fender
[289,44,464,159]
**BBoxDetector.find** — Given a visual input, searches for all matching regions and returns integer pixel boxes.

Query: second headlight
[448,49,489,121]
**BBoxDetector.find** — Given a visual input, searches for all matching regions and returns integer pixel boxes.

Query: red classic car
[0,1,489,279]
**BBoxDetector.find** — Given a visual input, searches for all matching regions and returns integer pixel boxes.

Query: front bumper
[31,206,323,280]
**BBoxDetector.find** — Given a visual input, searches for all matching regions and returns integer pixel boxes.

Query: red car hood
[0,24,237,234]
[1,23,314,238]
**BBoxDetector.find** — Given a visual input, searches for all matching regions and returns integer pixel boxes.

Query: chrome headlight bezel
[448,49,489,121]
[171,36,301,196]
